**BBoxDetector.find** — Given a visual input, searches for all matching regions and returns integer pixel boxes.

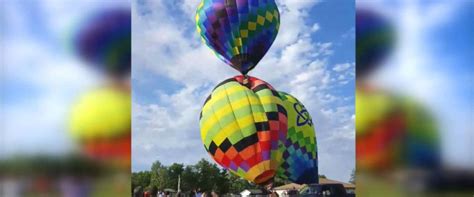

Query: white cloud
[278,0,321,11]
[311,23,320,32]
[2,39,100,156]
[341,27,355,39]
[333,63,351,72]
[132,86,210,171]
[270,0,321,49]
[332,62,355,85]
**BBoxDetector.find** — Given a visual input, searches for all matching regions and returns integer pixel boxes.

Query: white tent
[240,189,267,197]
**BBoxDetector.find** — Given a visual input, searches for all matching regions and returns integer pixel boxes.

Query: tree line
[132,159,292,195]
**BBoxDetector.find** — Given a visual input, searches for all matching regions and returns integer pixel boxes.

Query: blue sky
[132,0,356,182]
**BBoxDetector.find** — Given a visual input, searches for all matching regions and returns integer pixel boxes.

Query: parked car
[299,183,348,197]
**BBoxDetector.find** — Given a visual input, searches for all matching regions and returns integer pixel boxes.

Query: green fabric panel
[227,120,256,144]
[208,83,249,111]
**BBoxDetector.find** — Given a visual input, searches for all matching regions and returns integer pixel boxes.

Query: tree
[195,159,220,192]
[140,159,263,194]
[273,176,291,187]
[191,158,236,194]
[150,161,169,190]
[181,165,199,192]
[167,163,184,190]
[349,169,355,184]
[214,168,230,194]
[132,171,151,189]
[227,172,257,194]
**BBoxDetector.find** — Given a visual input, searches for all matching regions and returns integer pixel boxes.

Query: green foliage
[167,163,184,190]
[132,159,262,195]
[0,154,102,177]
[349,169,355,184]
[150,161,170,190]
[273,176,291,187]
[195,159,221,192]
[181,165,199,192]
[132,171,151,189]
[227,172,258,193]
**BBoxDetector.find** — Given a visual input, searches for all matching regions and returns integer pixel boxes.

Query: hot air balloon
[356,9,394,78]
[69,87,131,167]
[196,0,280,75]
[276,92,318,184]
[75,8,131,78]
[356,88,440,172]
[199,75,287,185]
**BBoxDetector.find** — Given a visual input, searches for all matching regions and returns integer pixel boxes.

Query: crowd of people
[133,187,223,197]
[132,186,286,197]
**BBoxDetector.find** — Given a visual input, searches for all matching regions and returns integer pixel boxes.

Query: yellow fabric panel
[235,37,243,46]
[246,160,271,181]
[203,96,253,127]
[273,10,279,19]
[248,22,257,31]
[213,120,239,145]
[69,88,130,140]
[265,11,273,22]
[215,115,255,143]
[240,30,248,38]
[270,150,283,169]
[257,15,265,25]
[232,47,239,55]
[200,111,220,142]
[259,95,280,106]
[202,84,242,113]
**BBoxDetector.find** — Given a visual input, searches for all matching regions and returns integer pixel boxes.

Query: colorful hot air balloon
[356,88,398,171]
[70,87,131,166]
[356,9,394,77]
[276,92,318,184]
[75,8,131,77]
[199,76,287,185]
[356,88,440,172]
[196,0,280,75]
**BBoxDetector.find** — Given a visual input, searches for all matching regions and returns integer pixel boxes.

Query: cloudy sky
[1,1,129,157]
[132,0,355,182]
[358,1,473,169]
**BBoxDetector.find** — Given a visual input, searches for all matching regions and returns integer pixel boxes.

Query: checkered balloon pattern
[196,0,280,75]
[199,76,287,184]
[276,92,318,184]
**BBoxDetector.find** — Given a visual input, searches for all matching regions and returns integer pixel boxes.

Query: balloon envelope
[356,9,394,77]
[276,92,318,184]
[199,76,287,184]
[70,87,131,163]
[196,0,280,74]
[356,88,440,172]
[75,8,131,77]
